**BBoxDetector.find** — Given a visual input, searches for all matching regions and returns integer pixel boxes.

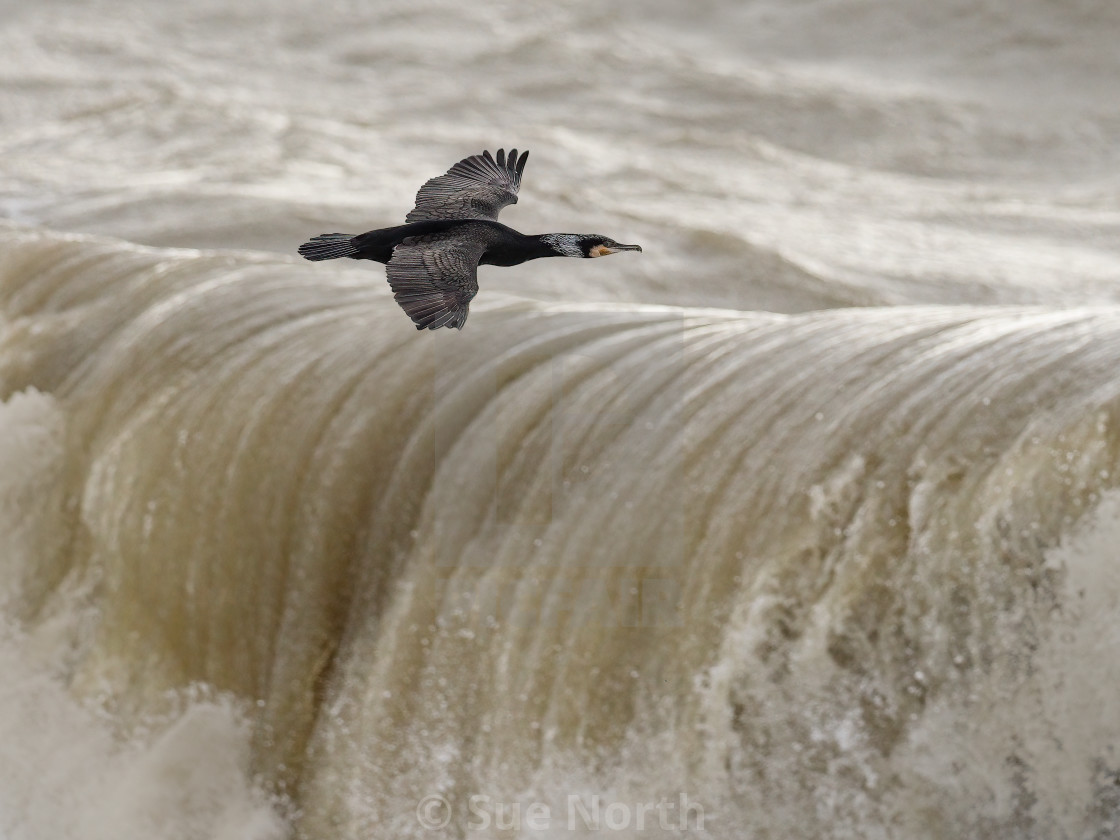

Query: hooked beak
[591,243,642,257]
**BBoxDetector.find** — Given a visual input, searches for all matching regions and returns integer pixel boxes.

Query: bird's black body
[298,148,641,330]
[342,220,560,267]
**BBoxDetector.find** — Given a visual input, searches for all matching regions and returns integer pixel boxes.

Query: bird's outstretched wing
[405,148,529,223]
[386,230,487,330]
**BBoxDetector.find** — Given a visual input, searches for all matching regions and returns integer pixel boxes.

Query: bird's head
[542,234,643,258]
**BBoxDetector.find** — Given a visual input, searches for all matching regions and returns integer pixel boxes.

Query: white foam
[0,633,288,840]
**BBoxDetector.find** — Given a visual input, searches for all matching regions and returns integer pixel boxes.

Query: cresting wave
[3,226,1120,838]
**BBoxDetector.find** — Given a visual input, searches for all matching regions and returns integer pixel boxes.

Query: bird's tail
[298,233,358,261]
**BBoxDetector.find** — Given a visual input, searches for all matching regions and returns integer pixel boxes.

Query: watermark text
[416,792,705,832]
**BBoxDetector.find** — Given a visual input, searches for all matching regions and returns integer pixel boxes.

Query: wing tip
[410,309,469,330]
[485,146,529,177]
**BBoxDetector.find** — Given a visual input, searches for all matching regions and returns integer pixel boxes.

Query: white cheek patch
[540,234,584,257]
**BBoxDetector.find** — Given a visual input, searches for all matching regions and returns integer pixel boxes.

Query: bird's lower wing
[385,233,485,330]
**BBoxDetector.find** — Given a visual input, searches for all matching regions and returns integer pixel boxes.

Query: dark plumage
[298,148,641,330]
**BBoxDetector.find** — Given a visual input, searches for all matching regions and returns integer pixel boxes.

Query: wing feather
[385,230,487,330]
[405,147,529,223]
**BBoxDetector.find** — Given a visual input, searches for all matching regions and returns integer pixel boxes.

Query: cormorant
[298,148,642,330]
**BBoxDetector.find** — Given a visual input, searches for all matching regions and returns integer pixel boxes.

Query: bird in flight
[298,148,642,330]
